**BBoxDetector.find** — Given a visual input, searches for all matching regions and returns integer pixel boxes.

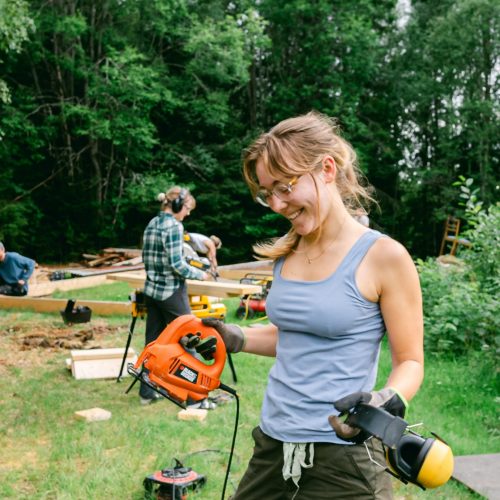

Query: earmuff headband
[171,188,187,213]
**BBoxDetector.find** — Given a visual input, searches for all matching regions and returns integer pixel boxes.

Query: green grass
[0,288,496,499]
[51,281,133,301]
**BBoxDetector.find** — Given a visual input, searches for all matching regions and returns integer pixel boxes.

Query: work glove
[201,317,246,353]
[328,387,408,443]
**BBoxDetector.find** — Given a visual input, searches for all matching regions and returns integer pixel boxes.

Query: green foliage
[388,0,499,255]
[417,203,500,358]
[419,260,498,357]
[0,0,34,103]
[452,176,484,228]
[463,202,500,294]
[0,0,498,263]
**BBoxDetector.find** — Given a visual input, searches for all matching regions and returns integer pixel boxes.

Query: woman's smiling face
[255,157,333,237]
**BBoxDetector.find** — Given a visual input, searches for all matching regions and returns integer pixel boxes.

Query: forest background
[0,0,498,264]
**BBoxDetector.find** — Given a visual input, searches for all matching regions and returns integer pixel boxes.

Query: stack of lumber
[82,248,142,268]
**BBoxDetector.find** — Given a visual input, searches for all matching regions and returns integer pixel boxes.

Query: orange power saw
[126,314,236,408]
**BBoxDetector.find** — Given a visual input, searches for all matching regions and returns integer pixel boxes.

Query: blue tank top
[260,230,386,444]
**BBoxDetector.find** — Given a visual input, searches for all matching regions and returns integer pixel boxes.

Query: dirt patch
[0,318,128,373]
[15,324,124,350]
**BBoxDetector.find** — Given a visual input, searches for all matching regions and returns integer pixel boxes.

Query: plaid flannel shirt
[142,213,204,300]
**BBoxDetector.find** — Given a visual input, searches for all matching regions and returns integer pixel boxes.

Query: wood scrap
[177,408,207,422]
[81,248,142,268]
[82,253,100,260]
[102,248,142,258]
[87,253,121,267]
[74,408,112,422]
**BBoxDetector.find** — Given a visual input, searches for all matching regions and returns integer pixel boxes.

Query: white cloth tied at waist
[282,442,315,487]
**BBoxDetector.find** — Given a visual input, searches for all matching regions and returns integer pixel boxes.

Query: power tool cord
[219,382,240,500]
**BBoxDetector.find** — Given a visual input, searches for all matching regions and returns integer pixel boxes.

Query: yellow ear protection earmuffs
[385,431,454,489]
[347,404,454,490]
[171,189,187,214]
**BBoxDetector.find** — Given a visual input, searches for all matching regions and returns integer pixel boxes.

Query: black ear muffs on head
[171,189,187,213]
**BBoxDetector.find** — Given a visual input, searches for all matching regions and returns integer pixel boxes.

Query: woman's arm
[377,239,424,401]
[204,239,218,270]
[241,323,279,357]
[167,223,206,280]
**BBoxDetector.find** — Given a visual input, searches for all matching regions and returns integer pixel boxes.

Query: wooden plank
[187,280,262,297]
[71,347,132,361]
[71,348,137,379]
[62,265,144,277]
[218,260,273,281]
[28,274,112,297]
[0,296,130,315]
[107,272,262,298]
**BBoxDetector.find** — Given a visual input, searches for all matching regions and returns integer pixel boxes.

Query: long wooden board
[0,296,130,315]
[28,275,113,297]
[217,260,273,281]
[107,273,262,298]
[47,264,145,278]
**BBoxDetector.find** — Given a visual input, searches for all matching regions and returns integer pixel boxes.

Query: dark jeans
[139,283,190,399]
[0,283,26,296]
[231,426,393,500]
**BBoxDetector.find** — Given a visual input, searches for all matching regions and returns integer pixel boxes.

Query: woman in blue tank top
[204,111,424,499]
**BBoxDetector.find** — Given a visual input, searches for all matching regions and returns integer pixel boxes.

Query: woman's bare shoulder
[370,235,414,271]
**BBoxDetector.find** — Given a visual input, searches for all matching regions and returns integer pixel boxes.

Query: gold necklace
[295,216,347,264]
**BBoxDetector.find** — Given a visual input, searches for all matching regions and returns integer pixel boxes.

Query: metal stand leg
[117,315,137,382]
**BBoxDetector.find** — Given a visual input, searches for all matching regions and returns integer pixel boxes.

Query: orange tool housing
[131,314,226,407]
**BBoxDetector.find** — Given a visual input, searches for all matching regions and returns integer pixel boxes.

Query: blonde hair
[157,186,196,210]
[242,111,375,259]
[209,235,222,249]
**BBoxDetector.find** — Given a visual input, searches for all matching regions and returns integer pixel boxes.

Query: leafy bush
[463,203,500,294]
[418,259,499,357]
[417,203,500,358]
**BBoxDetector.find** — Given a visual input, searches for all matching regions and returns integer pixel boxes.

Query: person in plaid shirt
[140,186,209,405]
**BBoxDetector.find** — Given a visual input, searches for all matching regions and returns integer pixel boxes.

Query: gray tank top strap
[338,230,383,279]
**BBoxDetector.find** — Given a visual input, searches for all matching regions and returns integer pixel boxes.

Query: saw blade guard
[131,314,227,405]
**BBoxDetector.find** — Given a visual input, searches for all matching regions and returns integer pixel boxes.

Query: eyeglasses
[255,176,299,207]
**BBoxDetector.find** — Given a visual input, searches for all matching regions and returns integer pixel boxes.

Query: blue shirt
[0,252,36,293]
[142,213,204,300]
[261,230,386,444]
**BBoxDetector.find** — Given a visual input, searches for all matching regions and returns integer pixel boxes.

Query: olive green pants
[231,426,393,500]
